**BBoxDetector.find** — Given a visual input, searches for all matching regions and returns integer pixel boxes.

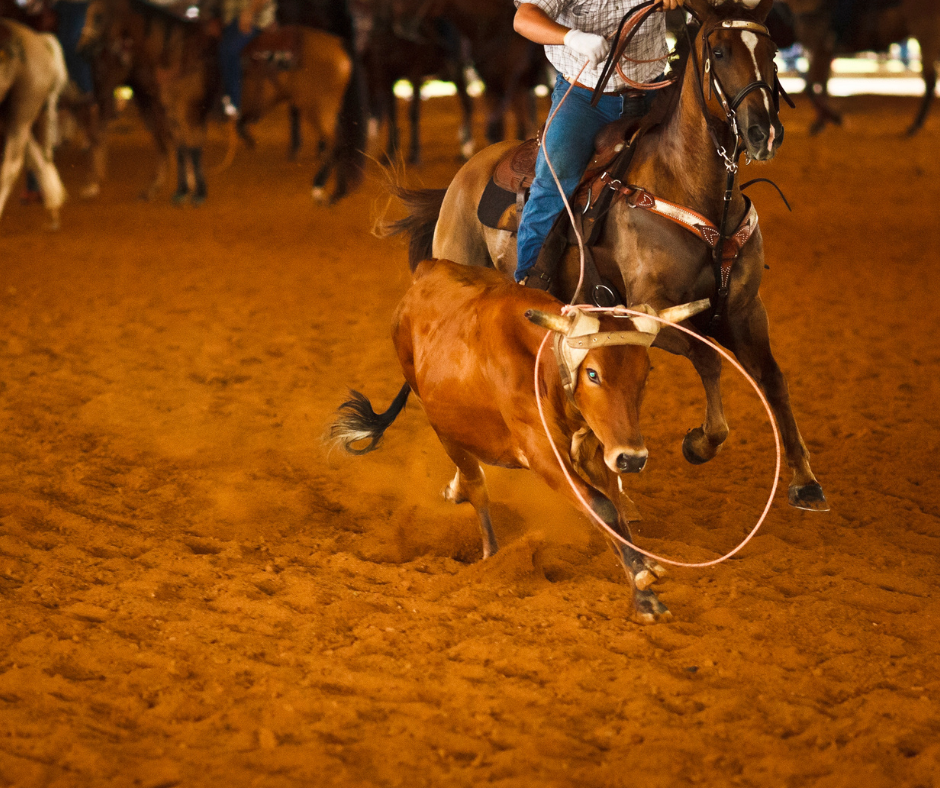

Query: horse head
[684,0,785,162]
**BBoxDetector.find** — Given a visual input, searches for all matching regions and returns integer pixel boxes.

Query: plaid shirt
[516,0,668,90]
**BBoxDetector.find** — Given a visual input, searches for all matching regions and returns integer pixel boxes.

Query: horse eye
[713,47,725,60]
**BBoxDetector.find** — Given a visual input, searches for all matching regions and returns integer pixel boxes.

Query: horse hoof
[191,192,206,207]
[311,186,327,203]
[633,589,672,624]
[682,427,719,465]
[80,183,100,200]
[172,190,189,206]
[788,482,830,512]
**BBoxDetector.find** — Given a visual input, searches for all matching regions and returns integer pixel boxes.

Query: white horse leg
[25,133,66,230]
[0,130,30,224]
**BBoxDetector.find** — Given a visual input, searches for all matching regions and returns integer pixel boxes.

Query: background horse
[359,0,475,165]
[386,0,828,514]
[79,0,214,204]
[239,27,355,203]
[0,18,67,228]
[382,0,549,146]
[783,0,940,135]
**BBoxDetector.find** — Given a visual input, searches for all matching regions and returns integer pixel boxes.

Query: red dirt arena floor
[1,91,939,788]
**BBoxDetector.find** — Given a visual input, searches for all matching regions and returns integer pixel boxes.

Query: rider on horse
[513,0,685,288]
[219,0,276,118]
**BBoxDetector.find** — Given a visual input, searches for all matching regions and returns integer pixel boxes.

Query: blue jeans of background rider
[220,21,260,112]
[515,74,650,282]
[55,0,94,95]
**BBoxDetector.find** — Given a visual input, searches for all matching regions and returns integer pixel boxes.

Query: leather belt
[567,77,645,98]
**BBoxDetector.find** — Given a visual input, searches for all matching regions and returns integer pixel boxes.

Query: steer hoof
[788,481,830,512]
[442,473,467,505]
[682,427,721,465]
[633,589,672,624]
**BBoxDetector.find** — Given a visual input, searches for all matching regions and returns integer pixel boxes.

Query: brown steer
[330,259,708,623]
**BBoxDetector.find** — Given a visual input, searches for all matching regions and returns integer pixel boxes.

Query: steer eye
[586,368,600,383]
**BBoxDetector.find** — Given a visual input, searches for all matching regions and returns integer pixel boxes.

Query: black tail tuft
[328,383,411,455]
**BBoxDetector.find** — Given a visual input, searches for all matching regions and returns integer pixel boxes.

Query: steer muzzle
[608,447,648,474]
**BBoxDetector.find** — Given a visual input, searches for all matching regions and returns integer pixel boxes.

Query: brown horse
[0,19,67,229]
[387,0,549,145]
[785,0,940,135]
[359,0,475,164]
[239,27,355,202]
[80,0,217,205]
[386,0,829,513]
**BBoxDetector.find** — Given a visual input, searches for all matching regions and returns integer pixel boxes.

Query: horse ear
[683,0,713,23]
[750,0,774,22]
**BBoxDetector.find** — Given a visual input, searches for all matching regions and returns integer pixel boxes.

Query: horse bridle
[683,9,793,332]
[693,16,793,152]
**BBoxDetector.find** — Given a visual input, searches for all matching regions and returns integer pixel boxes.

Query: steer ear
[525,309,572,334]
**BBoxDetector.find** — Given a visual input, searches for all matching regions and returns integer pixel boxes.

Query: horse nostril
[617,453,646,474]
[748,124,767,146]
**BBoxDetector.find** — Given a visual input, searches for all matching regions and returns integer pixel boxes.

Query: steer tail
[374,179,446,272]
[329,383,411,455]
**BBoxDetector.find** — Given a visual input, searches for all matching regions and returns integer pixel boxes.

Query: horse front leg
[721,298,828,511]
[653,329,730,465]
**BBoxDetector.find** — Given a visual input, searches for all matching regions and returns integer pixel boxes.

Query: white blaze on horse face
[741,31,775,149]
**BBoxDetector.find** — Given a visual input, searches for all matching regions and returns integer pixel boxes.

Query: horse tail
[333,53,368,194]
[375,182,447,272]
[328,383,411,455]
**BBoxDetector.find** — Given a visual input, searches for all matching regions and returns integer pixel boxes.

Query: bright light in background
[396,43,935,101]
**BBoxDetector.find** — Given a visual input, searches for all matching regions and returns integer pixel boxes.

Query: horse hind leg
[24,134,66,230]
[189,147,206,206]
[439,439,499,560]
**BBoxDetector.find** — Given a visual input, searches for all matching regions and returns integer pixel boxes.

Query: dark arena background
[2,25,940,788]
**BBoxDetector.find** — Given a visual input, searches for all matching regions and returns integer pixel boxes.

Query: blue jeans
[515,73,650,282]
[220,21,260,112]
[56,1,94,95]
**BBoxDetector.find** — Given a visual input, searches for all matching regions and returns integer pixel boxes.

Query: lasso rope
[533,310,781,569]
[533,24,782,568]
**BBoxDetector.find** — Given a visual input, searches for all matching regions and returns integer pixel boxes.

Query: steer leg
[439,439,499,559]
[530,449,670,623]
[720,297,828,511]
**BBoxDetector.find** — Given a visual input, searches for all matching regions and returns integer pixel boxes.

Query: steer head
[526,300,710,474]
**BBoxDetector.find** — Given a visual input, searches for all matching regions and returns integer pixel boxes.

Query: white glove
[563,29,611,68]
